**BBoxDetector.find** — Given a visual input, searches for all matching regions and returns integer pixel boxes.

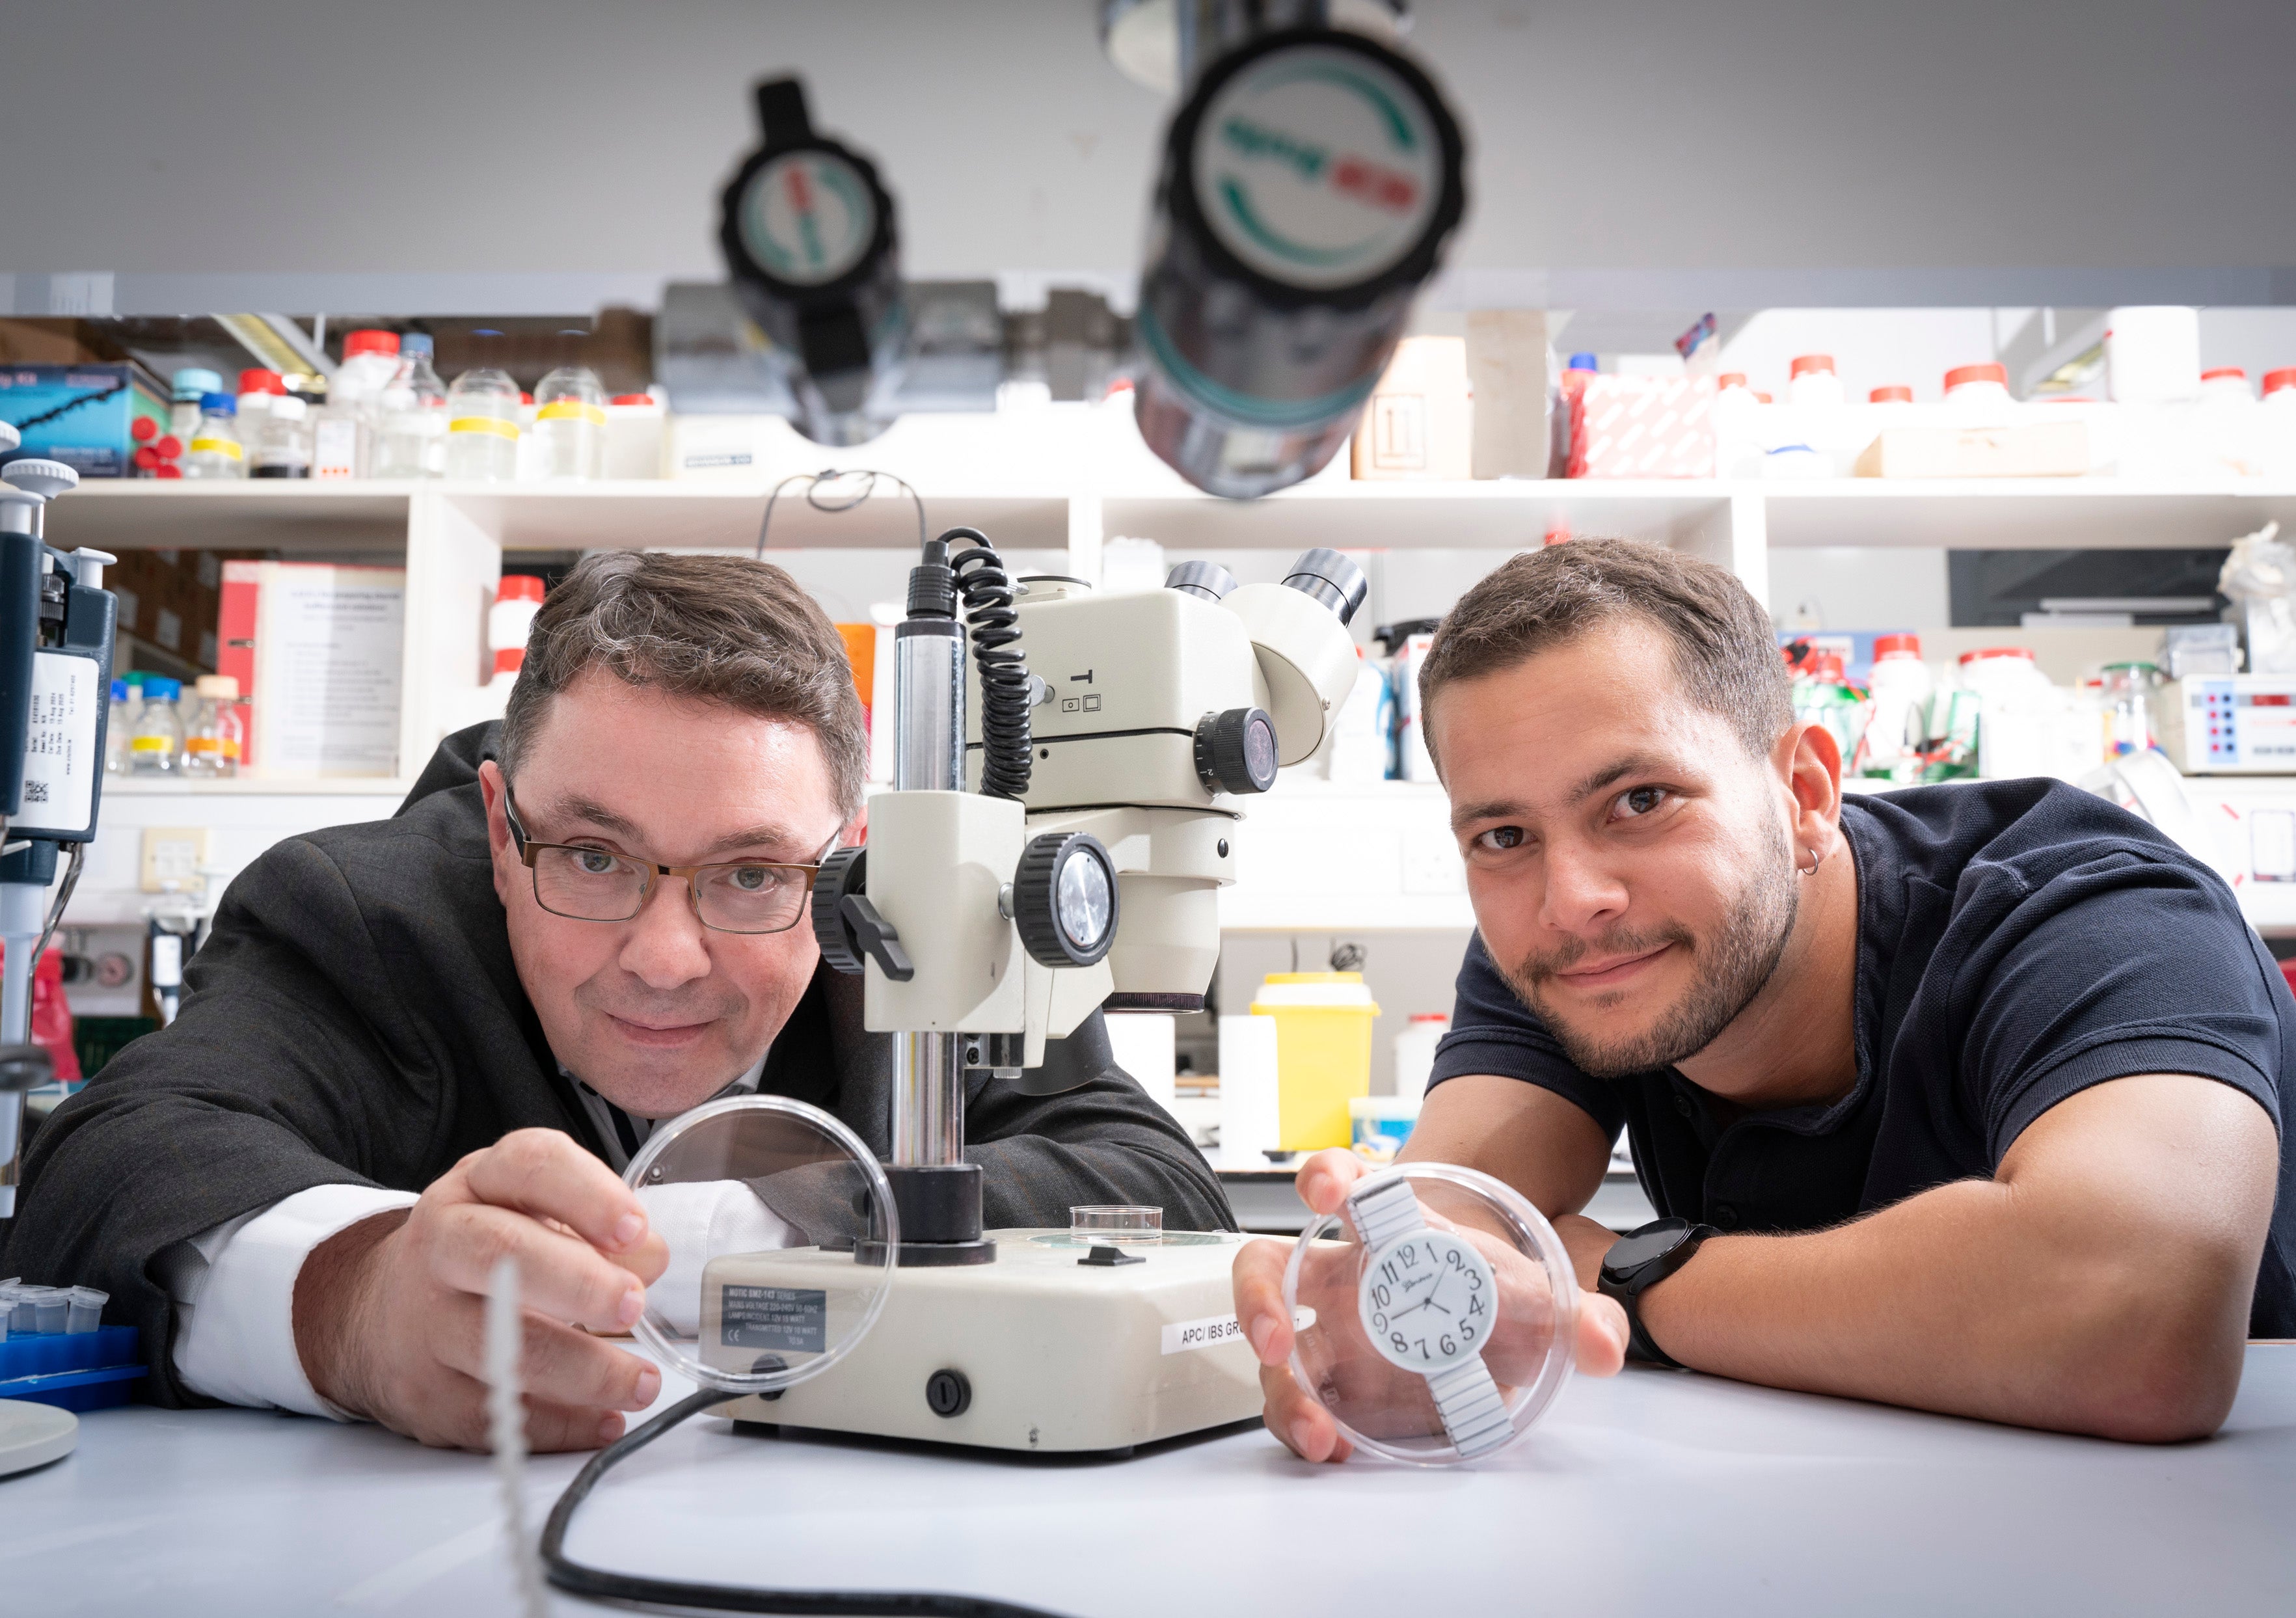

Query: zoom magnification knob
[810,846,913,981]
[1013,832,1120,968]
[1195,707,1278,796]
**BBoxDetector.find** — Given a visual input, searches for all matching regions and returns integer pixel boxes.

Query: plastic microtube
[29,1288,68,1334]
[65,1286,107,1334]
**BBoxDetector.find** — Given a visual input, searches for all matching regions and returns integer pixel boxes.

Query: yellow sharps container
[1249,973,1382,1152]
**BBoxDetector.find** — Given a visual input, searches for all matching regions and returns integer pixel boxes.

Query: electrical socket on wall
[140,828,210,893]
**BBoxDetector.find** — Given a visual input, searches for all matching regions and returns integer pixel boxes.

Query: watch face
[1358,1230,1495,1373]
[1606,1219,1692,1274]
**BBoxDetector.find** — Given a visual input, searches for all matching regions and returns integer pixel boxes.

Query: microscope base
[707,1229,1260,1453]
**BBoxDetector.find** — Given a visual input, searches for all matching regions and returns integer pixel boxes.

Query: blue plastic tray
[0,1324,144,1410]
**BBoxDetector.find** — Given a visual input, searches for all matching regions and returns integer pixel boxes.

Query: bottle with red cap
[488,575,547,688]
[1712,370,1765,477]
[1789,354,1844,409]
[235,368,285,453]
[314,329,403,479]
[2260,368,2296,479]
[1859,632,1933,781]
[1941,362,2017,427]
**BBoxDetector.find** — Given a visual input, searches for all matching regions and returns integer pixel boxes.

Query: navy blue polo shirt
[1429,779,2296,1336]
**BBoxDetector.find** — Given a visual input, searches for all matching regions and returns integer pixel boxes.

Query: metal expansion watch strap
[1348,1176,1512,1459]
[1349,1174,1428,1252]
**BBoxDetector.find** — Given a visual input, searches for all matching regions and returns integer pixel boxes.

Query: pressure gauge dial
[1014,831,1120,968]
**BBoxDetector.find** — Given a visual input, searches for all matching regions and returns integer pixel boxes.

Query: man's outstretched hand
[293,1128,670,1452]
[1232,1148,1629,1463]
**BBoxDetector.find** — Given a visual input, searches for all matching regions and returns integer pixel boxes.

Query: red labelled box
[1568,375,1717,478]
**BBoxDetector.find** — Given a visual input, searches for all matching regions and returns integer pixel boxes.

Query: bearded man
[1232,537,2292,1457]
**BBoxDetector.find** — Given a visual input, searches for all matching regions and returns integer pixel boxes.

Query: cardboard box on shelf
[1854,420,2088,478]
[1568,375,1717,478]
[1466,311,1554,479]
[0,362,170,478]
[1353,336,1472,481]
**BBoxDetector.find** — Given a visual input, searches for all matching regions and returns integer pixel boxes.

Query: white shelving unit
[39,469,2296,936]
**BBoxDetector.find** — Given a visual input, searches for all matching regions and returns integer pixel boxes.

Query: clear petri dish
[623,1095,897,1396]
[1282,1163,1577,1466]
[1069,1204,1163,1245]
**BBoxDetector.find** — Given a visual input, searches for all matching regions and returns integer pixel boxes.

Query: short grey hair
[498,551,868,818]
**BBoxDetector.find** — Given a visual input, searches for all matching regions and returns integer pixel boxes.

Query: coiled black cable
[540,1390,1072,1615]
[941,526,1033,801]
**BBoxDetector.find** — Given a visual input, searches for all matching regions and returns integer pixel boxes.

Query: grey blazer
[4,723,1232,1403]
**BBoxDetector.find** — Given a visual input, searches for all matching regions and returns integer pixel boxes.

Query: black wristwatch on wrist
[1598,1217,1718,1369]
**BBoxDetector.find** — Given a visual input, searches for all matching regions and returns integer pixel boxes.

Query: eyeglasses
[504,785,838,936]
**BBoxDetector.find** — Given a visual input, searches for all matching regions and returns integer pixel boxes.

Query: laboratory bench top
[8,1346,2291,1617]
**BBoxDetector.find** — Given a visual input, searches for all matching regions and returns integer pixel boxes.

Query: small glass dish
[1068,1205,1163,1245]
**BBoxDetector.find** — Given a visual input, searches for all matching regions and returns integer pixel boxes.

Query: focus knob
[1194,707,1278,796]
[1013,832,1120,968]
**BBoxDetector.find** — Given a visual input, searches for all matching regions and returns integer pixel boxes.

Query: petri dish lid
[621,1095,897,1396]
[1283,1163,1577,1466]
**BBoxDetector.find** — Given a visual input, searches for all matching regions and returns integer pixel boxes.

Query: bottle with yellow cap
[532,362,606,480]
[444,353,522,481]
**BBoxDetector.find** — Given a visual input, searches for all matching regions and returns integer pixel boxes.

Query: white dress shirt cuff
[171,1184,420,1420]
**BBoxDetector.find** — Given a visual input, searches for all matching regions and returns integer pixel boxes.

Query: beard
[1498,816,1801,1078]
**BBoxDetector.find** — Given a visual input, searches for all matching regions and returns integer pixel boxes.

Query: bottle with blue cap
[376,333,448,479]
[105,679,132,775]
[169,368,224,442]
[182,395,246,481]
[130,677,187,774]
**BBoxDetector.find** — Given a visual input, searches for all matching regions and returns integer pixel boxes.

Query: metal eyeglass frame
[502,782,843,936]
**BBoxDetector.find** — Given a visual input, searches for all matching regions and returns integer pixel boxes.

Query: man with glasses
[8,551,1229,1451]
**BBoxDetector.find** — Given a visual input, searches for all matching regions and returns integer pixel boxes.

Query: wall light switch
[141,827,210,893]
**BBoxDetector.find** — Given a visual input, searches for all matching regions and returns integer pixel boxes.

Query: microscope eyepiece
[1280,547,1369,626]
[1165,560,1238,602]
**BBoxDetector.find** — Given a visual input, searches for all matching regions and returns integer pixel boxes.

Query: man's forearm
[1631,1173,2256,1442]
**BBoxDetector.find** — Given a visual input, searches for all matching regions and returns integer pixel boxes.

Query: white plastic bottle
[129,677,186,774]
[1942,363,2018,427]
[2193,366,2260,477]
[446,364,523,481]
[1391,1014,1448,1107]
[375,333,449,479]
[1712,371,1765,477]
[533,363,607,480]
[2260,368,2296,480]
[182,394,247,480]
[1788,353,1845,409]
[1858,633,1934,781]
